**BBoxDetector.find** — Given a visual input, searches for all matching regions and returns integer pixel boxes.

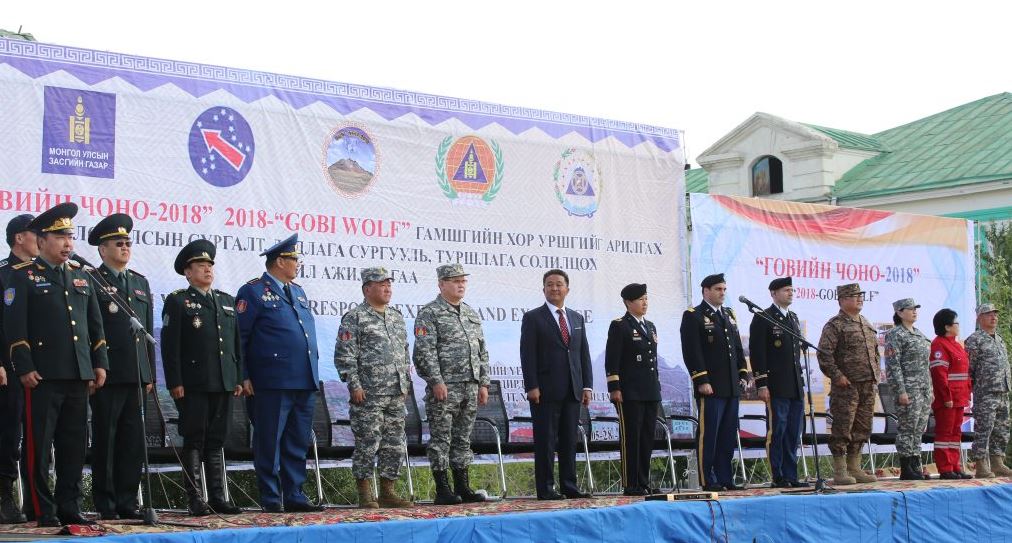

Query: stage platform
[3,478,1011,542]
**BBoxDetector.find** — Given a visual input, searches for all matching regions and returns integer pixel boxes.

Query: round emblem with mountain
[553,148,601,217]
[324,125,379,197]
[435,135,503,206]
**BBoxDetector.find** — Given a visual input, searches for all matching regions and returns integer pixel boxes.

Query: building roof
[802,124,889,153]
[833,92,1012,200]
[685,167,709,193]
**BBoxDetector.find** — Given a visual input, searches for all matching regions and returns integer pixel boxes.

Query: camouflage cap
[892,298,920,311]
[836,283,864,298]
[361,266,392,284]
[437,263,469,280]
[976,303,999,315]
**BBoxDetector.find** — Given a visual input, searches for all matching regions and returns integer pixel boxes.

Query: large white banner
[689,194,976,435]
[0,40,688,444]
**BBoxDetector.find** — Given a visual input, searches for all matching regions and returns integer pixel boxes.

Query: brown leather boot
[990,455,1012,477]
[357,479,379,509]
[377,478,412,508]
[847,454,877,483]
[833,456,856,485]
[975,456,995,478]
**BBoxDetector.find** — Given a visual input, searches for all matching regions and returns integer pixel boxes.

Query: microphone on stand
[738,295,764,312]
[68,252,97,271]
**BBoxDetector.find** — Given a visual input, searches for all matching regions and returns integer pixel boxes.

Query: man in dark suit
[520,269,593,500]
[235,234,322,513]
[748,276,808,488]
[4,203,109,527]
[0,214,35,525]
[86,213,156,520]
[605,283,661,496]
[161,239,243,516]
[680,273,747,492]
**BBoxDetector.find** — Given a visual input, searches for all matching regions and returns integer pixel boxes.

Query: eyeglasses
[114,240,132,248]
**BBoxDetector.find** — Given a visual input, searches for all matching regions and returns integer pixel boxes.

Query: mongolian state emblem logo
[553,148,601,217]
[435,135,503,205]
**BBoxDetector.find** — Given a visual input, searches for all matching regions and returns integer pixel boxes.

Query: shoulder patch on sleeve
[4,288,14,306]
[236,299,248,314]
[338,325,353,342]
[934,350,943,359]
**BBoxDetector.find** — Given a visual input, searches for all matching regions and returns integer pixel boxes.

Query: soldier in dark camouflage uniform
[817,283,879,485]
[334,267,412,508]
[413,264,490,505]
[966,303,1012,478]
[883,298,932,480]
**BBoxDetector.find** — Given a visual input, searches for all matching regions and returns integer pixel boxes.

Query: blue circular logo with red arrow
[188,106,255,187]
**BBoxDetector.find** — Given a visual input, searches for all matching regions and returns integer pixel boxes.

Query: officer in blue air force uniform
[235,234,322,513]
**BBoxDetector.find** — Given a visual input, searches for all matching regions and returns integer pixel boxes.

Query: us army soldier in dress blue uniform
[412,264,490,505]
[235,234,323,513]
[334,267,413,509]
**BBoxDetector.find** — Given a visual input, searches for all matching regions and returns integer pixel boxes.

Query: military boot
[990,455,1012,477]
[832,456,856,485]
[0,477,25,524]
[356,479,379,509]
[899,457,922,481]
[204,453,242,514]
[974,456,995,478]
[377,478,412,508]
[847,454,877,483]
[432,470,462,505]
[183,449,210,516]
[452,467,485,503]
[911,456,931,480]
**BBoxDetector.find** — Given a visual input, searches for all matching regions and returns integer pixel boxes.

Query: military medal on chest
[109,302,118,314]
[192,315,203,329]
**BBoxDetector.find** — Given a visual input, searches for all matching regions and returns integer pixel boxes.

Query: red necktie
[557,309,570,346]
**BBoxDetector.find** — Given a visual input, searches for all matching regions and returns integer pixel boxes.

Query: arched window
[752,156,783,196]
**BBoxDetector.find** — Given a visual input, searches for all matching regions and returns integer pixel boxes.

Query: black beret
[768,276,792,291]
[5,214,35,247]
[87,213,133,246]
[174,239,216,275]
[700,273,725,289]
[620,283,647,301]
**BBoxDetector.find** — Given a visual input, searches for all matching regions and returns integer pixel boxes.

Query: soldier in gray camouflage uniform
[334,267,413,508]
[412,264,490,505]
[883,298,933,480]
[966,303,1012,478]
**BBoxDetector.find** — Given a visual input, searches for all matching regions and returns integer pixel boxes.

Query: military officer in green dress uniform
[86,213,155,520]
[4,202,109,527]
[161,240,243,516]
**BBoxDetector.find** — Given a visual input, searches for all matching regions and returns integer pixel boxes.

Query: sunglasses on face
[114,240,132,248]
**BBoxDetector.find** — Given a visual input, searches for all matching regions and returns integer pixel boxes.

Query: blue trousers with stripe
[697,395,739,487]
[767,397,804,483]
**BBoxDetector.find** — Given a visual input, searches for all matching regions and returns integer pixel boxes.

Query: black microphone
[738,295,764,312]
[68,252,97,271]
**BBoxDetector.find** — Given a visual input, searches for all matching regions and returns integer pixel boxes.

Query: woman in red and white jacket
[929,308,972,479]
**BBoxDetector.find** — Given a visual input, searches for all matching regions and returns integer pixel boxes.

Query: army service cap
[836,283,865,298]
[88,213,133,246]
[437,263,469,280]
[28,202,78,235]
[362,267,392,285]
[892,298,920,311]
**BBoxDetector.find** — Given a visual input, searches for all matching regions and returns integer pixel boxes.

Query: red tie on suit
[557,309,570,346]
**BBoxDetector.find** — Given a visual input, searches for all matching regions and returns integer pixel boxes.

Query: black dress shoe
[563,490,592,499]
[702,484,724,492]
[788,480,811,488]
[117,509,144,520]
[939,471,961,480]
[537,491,565,500]
[58,513,95,525]
[623,487,647,496]
[262,503,284,513]
[97,511,120,521]
[956,471,973,480]
[770,478,790,488]
[37,515,61,528]
[284,501,324,513]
